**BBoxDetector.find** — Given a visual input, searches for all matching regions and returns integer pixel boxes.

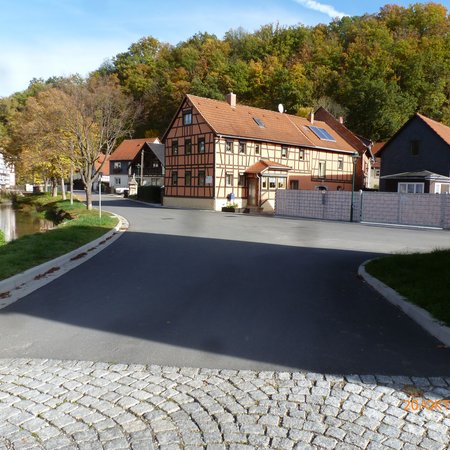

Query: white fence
[275,190,450,229]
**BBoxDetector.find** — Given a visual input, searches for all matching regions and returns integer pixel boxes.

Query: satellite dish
[278,103,284,114]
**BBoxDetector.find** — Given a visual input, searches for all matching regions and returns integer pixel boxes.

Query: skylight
[308,126,336,142]
[253,117,265,128]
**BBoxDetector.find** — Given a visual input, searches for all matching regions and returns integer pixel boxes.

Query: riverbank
[0,194,118,280]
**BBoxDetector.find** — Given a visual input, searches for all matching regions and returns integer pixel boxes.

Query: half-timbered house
[162,93,366,212]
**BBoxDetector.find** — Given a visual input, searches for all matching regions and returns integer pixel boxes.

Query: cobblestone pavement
[0,360,449,449]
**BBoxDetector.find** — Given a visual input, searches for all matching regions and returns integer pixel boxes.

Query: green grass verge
[365,249,450,327]
[0,194,118,280]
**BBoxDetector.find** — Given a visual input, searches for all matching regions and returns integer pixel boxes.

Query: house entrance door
[248,178,258,206]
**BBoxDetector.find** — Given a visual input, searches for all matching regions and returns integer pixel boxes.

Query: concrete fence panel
[276,190,450,229]
[361,193,402,225]
[398,194,442,227]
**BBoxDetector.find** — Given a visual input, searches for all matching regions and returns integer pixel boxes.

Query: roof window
[253,117,265,128]
[308,126,336,142]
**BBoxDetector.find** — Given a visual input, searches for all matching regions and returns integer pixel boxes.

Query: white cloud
[293,0,348,19]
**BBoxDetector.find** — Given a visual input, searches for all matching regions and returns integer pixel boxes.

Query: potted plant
[221,202,239,212]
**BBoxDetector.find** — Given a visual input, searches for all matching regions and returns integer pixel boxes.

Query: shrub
[137,185,162,203]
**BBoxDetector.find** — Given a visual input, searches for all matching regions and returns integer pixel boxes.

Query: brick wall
[276,190,450,229]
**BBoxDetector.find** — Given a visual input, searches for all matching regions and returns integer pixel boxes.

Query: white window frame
[318,161,326,178]
[434,183,450,194]
[278,177,287,189]
[398,182,424,194]
[182,109,192,126]
[198,138,205,153]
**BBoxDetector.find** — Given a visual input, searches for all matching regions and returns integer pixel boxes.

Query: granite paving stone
[0,359,449,449]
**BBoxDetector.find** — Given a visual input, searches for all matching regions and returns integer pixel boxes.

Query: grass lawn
[0,194,118,281]
[365,249,450,327]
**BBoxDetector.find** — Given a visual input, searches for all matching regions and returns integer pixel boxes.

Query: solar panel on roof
[308,126,336,142]
[253,117,265,128]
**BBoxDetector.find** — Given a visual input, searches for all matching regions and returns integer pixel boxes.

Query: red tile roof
[314,107,368,154]
[95,154,110,175]
[372,142,385,156]
[245,159,292,174]
[186,95,359,153]
[417,113,450,147]
[110,138,160,161]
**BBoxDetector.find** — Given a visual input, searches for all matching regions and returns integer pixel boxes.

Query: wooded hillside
[1,2,449,147]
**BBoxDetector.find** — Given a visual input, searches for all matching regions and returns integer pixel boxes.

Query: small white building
[0,152,15,188]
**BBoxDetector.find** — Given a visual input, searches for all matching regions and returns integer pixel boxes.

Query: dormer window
[183,109,192,126]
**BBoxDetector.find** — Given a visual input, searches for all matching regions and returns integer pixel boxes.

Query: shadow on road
[1,229,449,377]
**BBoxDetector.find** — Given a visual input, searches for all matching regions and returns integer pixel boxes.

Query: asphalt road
[1,195,449,375]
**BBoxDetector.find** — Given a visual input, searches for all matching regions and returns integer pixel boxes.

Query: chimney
[339,116,344,124]
[226,92,236,108]
[309,111,314,124]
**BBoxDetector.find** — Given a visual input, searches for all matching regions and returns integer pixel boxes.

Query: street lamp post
[98,172,103,219]
[350,152,360,222]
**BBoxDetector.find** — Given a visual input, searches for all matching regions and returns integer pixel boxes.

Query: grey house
[379,113,450,194]
[109,138,164,193]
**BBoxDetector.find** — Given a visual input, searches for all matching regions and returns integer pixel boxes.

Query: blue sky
[1,0,449,97]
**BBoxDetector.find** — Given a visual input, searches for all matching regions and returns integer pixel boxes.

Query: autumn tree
[5,2,450,143]
[61,76,139,209]
[8,87,74,194]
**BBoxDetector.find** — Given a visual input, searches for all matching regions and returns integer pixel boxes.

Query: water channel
[0,203,54,242]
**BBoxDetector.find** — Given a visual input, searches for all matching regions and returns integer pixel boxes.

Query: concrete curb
[0,213,129,310]
[358,260,450,347]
